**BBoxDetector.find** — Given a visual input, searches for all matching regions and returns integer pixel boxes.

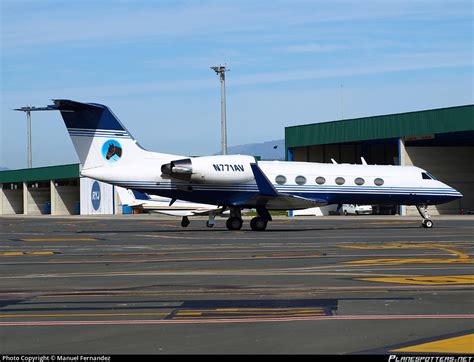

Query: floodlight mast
[211,65,229,155]
[13,106,33,168]
[14,105,57,168]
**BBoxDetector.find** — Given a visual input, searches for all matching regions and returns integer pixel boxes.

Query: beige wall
[24,183,50,215]
[51,181,80,215]
[1,184,24,215]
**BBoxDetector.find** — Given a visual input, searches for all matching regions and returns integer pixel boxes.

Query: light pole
[211,65,229,155]
[14,106,34,168]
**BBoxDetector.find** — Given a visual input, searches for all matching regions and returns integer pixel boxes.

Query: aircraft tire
[250,217,267,231]
[422,219,433,228]
[181,216,190,228]
[226,217,243,231]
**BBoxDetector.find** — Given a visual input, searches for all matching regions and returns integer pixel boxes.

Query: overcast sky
[1,0,472,169]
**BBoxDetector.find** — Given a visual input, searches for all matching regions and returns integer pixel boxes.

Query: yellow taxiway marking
[392,333,474,354]
[173,308,327,318]
[340,243,472,265]
[0,252,55,256]
[20,238,97,242]
[345,258,474,265]
[0,312,170,318]
[356,275,474,286]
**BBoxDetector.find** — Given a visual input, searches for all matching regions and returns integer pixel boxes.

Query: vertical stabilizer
[52,99,146,170]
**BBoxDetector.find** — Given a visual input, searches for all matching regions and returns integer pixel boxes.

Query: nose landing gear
[416,204,433,228]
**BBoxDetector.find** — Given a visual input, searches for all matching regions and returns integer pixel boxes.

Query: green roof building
[285,105,474,215]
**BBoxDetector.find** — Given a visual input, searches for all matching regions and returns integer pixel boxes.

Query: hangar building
[285,105,474,215]
[0,164,121,216]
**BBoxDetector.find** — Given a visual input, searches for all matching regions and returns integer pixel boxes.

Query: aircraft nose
[449,187,463,199]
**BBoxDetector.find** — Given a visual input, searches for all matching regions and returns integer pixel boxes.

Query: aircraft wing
[231,163,327,209]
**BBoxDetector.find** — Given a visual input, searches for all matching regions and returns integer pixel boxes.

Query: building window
[275,175,287,185]
[315,176,326,185]
[354,177,365,186]
[374,178,384,186]
[295,176,307,185]
[335,177,345,185]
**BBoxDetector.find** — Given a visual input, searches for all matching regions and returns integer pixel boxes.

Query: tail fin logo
[102,140,122,162]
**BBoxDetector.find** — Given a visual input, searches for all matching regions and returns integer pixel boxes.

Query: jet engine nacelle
[161,155,256,184]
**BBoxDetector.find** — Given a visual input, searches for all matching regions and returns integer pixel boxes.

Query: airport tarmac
[0,215,473,354]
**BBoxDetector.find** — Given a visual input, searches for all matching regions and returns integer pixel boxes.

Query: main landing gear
[226,207,243,230]
[250,217,267,231]
[224,206,272,231]
[416,204,433,228]
[249,206,272,232]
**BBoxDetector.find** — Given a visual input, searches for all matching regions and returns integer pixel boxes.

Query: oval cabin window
[295,176,307,185]
[374,178,384,186]
[335,177,345,185]
[315,176,326,185]
[354,177,365,186]
[275,175,287,185]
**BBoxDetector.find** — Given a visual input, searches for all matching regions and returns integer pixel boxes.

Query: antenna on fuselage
[331,158,338,164]
[361,157,368,165]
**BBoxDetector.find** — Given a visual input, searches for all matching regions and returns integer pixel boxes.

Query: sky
[1,0,473,169]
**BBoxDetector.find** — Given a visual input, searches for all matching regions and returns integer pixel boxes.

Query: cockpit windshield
[421,172,437,180]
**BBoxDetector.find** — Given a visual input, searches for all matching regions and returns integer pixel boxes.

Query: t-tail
[49,99,150,170]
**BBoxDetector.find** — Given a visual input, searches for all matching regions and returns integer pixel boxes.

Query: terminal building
[285,105,474,215]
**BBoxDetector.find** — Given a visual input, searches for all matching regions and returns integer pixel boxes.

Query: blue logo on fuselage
[91,181,101,211]
[102,139,122,162]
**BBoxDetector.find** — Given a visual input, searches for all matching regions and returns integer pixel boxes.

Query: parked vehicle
[342,204,373,215]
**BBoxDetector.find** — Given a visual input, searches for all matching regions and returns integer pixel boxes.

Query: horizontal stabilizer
[132,190,151,200]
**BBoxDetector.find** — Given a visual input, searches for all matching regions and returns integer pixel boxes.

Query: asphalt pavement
[0,215,473,354]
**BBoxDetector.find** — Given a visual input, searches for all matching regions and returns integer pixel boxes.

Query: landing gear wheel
[226,217,243,231]
[250,217,267,231]
[422,219,433,228]
[343,210,348,216]
[417,204,434,229]
[206,221,214,228]
[181,216,190,228]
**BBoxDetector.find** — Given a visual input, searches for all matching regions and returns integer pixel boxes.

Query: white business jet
[29,100,462,231]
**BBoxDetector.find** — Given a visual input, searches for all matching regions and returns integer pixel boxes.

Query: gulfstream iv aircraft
[34,100,462,231]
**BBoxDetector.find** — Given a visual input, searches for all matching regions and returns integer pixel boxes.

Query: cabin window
[335,177,345,185]
[374,178,384,186]
[354,177,365,186]
[295,176,307,185]
[315,176,326,185]
[275,175,287,185]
